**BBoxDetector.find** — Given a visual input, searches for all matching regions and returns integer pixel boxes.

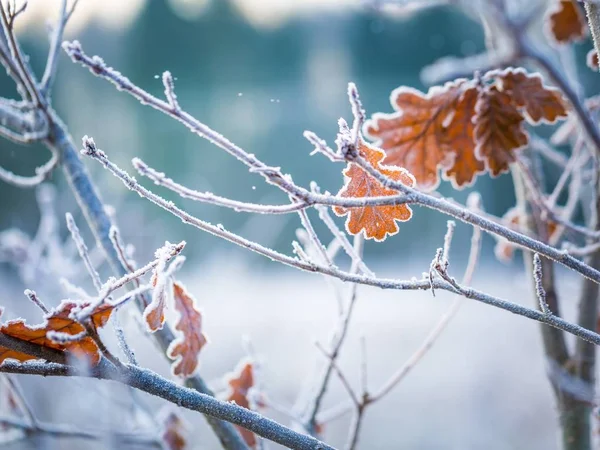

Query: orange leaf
[440,86,485,188]
[473,86,528,177]
[90,303,114,329]
[0,301,114,365]
[167,281,207,378]
[496,68,569,124]
[548,0,587,43]
[334,139,415,241]
[225,361,255,448]
[365,80,477,190]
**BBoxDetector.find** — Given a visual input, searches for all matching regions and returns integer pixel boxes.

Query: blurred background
[0,0,598,449]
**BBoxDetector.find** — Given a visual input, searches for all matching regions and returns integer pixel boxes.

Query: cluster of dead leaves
[143,271,207,378]
[335,68,568,241]
[0,300,113,366]
[365,68,569,192]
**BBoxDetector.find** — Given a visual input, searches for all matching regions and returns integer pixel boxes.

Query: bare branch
[0,2,42,106]
[0,359,335,450]
[66,212,103,291]
[40,0,79,97]
[533,254,551,315]
[161,71,180,111]
[303,234,364,434]
[133,157,307,214]
[24,289,48,314]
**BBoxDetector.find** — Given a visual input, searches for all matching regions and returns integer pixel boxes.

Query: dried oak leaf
[167,281,207,378]
[548,0,587,44]
[365,80,478,190]
[334,139,415,241]
[225,361,256,448]
[473,86,528,177]
[0,301,113,365]
[496,68,569,124]
[440,86,485,188]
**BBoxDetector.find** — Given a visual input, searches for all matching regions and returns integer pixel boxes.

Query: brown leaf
[496,68,569,124]
[0,301,114,365]
[473,86,528,177]
[160,409,188,450]
[167,281,207,378]
[333,139,415,241]
[548,0,587,43]
[440,86,486,188]
[225,361,255,448]
[365,80,475,190]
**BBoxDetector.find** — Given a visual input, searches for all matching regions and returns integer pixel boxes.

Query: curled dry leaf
[496,68,569,124]
[0,301,113,365]
[473,86,528,177]
[144,271,170,332]
[143,246,176,332]
[167,281,207,378]
[225,361,256,448]
[547,0,587,44]
[334,139,415,242]
[365,80,478,190]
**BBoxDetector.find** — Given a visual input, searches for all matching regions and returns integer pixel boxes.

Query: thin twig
[533,254,551,315]
[40,0,79,97]
[303,234,364,434]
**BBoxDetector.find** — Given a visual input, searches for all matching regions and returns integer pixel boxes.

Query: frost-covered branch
[64,42,600,287]
[78,137,600,347]
[0,358,334,450]
[302,234,364,435]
